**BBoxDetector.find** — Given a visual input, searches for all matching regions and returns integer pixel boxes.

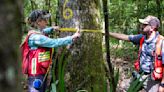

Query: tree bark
[102,0,116,92]
[45,0,52,26]
[0,0,22,92]
[30,0,34,10]
[156,0,161,21]
[156,0,162,33]
[30,0,37,10]
[58,0,105,91]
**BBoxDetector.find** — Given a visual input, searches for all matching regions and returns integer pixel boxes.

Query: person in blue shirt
[23,10,80,92]
[109,15,164,92]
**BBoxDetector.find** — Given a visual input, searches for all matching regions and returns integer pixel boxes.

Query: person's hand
[52,26,60,32]
[71,31,81,42]
[158,85,164,92]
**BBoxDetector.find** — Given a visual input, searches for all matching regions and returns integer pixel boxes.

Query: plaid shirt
[129,32,163,73]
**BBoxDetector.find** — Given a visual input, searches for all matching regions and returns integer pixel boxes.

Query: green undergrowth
[109,38,138,62]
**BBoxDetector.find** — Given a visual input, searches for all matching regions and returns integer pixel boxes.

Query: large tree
[0,0,22,92]
[58,0,105,91]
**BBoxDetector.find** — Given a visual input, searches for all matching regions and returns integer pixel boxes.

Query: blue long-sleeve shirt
[28,27,73,49]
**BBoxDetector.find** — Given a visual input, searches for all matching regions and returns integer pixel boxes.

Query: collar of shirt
[144,32,159,44]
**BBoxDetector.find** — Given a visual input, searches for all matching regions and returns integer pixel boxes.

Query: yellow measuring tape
[59,28,102,33]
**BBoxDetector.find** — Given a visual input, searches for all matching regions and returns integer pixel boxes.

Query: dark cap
[139,15,160,28]
[28,10,51,22]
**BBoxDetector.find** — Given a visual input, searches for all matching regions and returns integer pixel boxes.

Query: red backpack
[20,31,38,74]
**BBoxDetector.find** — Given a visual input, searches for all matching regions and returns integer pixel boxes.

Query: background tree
[0,0,22,92]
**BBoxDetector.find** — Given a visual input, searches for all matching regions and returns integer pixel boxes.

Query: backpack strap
[20,30,41,47]
[151,35,164,80]
[155,35,164,56]
[134,36,144,71]
[137,36,144,60]
[154,35,164,66]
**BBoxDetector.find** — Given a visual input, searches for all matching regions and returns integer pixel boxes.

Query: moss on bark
[58,0,105,91]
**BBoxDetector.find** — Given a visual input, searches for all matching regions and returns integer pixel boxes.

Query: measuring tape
[59,28,103,33]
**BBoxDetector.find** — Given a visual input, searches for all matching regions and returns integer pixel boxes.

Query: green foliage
[127,73,147,92]
[50,83,56,92]
[110,39,138,62]
[23,0,58,24]
[109,69,119,92]
[109,0,164,34]
[109,0,139,34]
[103,80,107,92]
[76,90,88,92]
[57,50,66,92]
[47,49,69,92]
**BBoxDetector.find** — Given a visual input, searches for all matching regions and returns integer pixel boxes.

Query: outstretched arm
[42,26,60,34]
[109,32,130,41]
[28,31,80,48]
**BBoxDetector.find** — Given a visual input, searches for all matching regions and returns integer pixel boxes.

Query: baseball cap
[28,10,51,22]
[139,15,160,28]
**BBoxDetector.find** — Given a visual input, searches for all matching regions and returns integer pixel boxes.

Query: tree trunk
[0,0,22,92]
[156,0,161,21]
[102,0,116,92]
[30,0,37,10]
[45,0,52,26]
[156,0,162,33]
[30,0,34,10]
[58,0,105,92]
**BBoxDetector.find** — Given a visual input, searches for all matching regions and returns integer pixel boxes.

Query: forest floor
[111,58,131,92]
[108,42,142,92]
[111,57,145,92]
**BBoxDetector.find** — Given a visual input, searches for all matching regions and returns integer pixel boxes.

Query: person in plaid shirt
[109,15,164,92]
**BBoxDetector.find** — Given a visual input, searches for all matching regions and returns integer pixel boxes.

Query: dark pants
[132,71,159,92]
[28,75,47,92]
